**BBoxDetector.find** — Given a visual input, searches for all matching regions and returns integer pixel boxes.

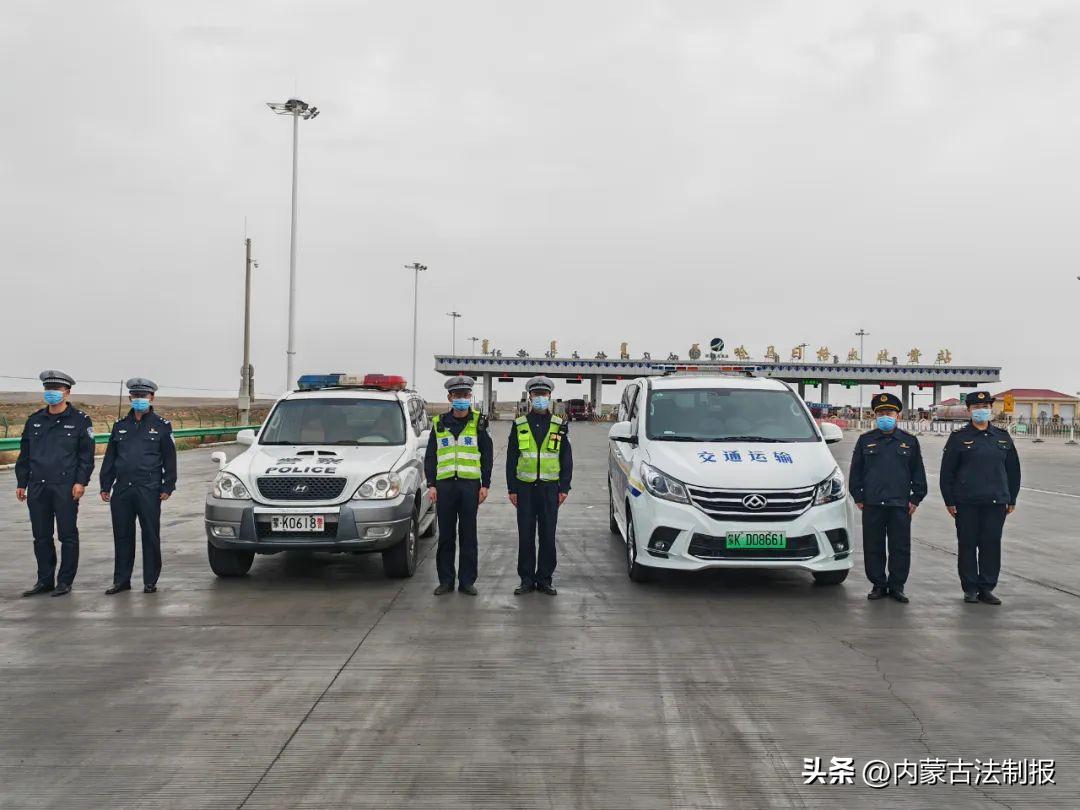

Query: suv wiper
[651,435,702,441]
[259,440,294,445]
[712,435,784,442]
[330,439,360,445]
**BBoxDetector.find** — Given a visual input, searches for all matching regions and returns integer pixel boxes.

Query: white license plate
[270,514,325,532]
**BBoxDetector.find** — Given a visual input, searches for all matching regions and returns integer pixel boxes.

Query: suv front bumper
[204,495,414,553]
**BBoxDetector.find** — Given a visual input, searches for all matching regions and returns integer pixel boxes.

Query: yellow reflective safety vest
[515,414,564,483]
[432,411,482,480]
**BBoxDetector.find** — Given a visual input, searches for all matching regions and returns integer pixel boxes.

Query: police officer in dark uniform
[425,375,493,596]
[506,376,573,596]
[940,391,1021,605]
[848,392,927,603]
[100,378,177,594]
[15,370,96,597]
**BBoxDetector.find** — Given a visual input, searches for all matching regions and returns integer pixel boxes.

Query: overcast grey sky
[2,1,1076,405]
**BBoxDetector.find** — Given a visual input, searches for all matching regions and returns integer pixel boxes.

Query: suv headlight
[813,467,845,506]
[212,471,251,500]
[353,471,402,500]
[639,462,690,504]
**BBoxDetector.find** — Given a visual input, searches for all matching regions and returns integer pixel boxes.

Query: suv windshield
[645,387,818,442]
[260,398,406,446]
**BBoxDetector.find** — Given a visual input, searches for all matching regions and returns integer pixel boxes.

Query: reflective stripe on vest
[433,411,482,480]
[515,414,563,482]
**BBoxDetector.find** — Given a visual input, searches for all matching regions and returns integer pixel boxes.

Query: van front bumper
[625,489,854,572]
[204,495,414,553]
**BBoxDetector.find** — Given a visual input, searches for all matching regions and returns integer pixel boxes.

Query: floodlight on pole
[266,98,319,390]
[855,328,870,416]
[446,311,462,354]
[468,336,480,355]
[403,262,427,385]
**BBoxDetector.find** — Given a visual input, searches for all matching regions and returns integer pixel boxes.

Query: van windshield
[260,398,406,446]
[645,388,818,442]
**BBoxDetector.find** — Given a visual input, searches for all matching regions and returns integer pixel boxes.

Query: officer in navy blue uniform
[940,390,1021,605]
[506,376,573,596]
[424,376,493,596]
[15,370,96,597]
[848,392,927,603]
[100,378,177,594]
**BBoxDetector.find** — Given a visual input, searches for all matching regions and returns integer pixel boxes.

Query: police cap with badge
[39,370,76,389]
[525,376,554,395]
[126,377,158,396]
[444,375,475,395]
[966,391,994,406]
[871,393,902,413]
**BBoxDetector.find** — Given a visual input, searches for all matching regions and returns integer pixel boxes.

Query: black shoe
[963,590,980,603]
[21,582,54,597]
[867,586,888,600]
[889,588,909,604]
[978,590,1002,605]
[143,585,157,594]
[458,584,478,596]
[433,583,454,596]
[514,581,534,595]
[537,584,558,596]
[51,584,72,597]
[105,583,131,595]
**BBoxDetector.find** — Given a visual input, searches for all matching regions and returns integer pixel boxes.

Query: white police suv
[204,373,436,578]
[608,373,854,585]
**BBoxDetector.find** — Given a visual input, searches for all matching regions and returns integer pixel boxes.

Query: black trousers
[516,483,559,587]
[26,482,81,587]
[435,479,480,587]
[861,505,911,589]
[110,486,163,587]
[955,503,1007,592]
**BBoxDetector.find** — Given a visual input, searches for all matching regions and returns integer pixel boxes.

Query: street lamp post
[267,98,319,390]
[468,336,480,355]
[446,311,462,354]
[403,262,427,385]
[855,328,870,418]
[238,238,258,423]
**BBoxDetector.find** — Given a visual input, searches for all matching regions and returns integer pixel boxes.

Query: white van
[608,374,854,585]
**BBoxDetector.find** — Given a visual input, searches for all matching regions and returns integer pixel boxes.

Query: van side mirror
[609,420,637,444]
[236,429,256,446]
[820,422,844,444]
[209,451,227,471]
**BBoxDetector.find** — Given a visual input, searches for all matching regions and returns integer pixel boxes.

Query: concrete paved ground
[1,424,1078,809]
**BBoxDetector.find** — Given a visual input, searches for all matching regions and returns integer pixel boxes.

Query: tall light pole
[446,311,462,354]
[267,98,319,390]
[855,328,870,417]
[403,262,427,384]
[238,238,258,423]
[468,336,480,355]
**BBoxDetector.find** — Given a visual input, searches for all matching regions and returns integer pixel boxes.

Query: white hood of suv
[231,444,407,501]
[643,441,836,490]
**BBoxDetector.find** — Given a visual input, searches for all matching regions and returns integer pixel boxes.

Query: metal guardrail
[0,425,260,453]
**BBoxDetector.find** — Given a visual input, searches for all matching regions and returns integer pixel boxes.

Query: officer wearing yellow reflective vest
[425,376,493,596]
[506,376,573,596]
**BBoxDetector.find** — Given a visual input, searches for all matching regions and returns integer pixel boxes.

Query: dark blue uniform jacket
[848,428,928,507]
[100,408,178,494]
[15,404,95,487]
[939,423,1021,506]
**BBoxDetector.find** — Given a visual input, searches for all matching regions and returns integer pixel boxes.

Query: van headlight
[353,472,401,500]
[212,471,251,500]
[813,467,845,506]
[639,462,690,504]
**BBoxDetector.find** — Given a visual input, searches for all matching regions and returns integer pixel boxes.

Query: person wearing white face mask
[15,370,95,597]
[940,391,1021,605]
[506,376,573,596]
[849,392,927,603]
[99,378,177,594]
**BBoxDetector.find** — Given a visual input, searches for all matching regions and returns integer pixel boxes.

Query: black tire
[207,541,255,577]
[626,512,655,583]
[383,514,419,578]
[608,480,620,536]
[813,569,849,586]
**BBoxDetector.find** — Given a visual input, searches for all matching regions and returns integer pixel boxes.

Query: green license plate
[725,531,787,549]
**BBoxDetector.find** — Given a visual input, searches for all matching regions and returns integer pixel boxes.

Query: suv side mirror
[209,451,227,471]
[820,422,844,444]
[237,429,256,446]
[609,420,637,444]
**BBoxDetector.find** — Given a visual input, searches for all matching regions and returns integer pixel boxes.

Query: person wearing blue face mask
[848,392,927,603]
[506,376,573,596]
[15,370,96,597]
[424,376,492,596]
[940,391,1021,605]
[99,378,177,594]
